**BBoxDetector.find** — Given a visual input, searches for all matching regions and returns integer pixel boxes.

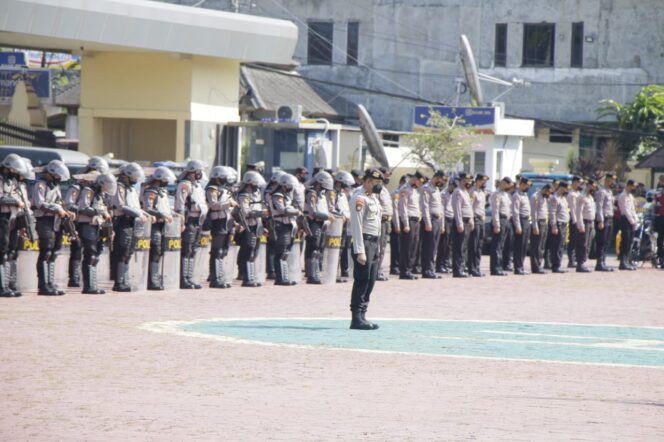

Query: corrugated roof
[636,146,664,169]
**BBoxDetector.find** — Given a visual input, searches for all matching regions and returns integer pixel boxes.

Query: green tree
[403,109,478,171]
[597,84,664,160]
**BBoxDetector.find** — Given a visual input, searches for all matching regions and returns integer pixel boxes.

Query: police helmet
[20,157,35,181]
[87,156,110,173]
[242,170,266,188]
[334,171,354,188]
[210,165,238,184]
[97,173,118,196]
[313,171,334,191]
[2,153,29,176]
[151,166,177,185]
[270,170,286,183]
[45,159,70,181]
[120,162,145,184]
[185,159,208,173]
[277,173,299,190]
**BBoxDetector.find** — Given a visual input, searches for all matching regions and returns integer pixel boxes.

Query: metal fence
[0,120,56,147]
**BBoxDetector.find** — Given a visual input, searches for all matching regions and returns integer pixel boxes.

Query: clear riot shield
[54,233,72,289]
[193,230,211,286]
[127,218,151,292]
[287,235,303,284]
[253,235,267,284]
[97,228,112,284]
[16,237,39,292]
[320,218,344,284]
[162,218,182,290]
[222,241,239,286]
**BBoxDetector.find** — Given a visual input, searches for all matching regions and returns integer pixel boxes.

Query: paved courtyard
[1,258,663,441]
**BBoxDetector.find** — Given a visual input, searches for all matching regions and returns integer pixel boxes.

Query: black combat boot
[112,262,132,292]
[350,310,376,330]
[7,261,21,296]
[361,310,379,330]
[0,262,17,297]
[148,262,164,290]
[48,261,65,295]
[82,265,105,295]
[210,258,231,288]
[68,258,81,288]
[37,261,58,296]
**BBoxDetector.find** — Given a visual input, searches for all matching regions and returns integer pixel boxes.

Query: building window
[522,23,555,67]
[571,22,584,68]
[347,21,359,65]
[494,24,507,67]
[549,129,573,143]
[308,21,333,65]
[473,151,486,175]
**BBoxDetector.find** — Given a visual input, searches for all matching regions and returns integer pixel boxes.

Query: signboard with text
[0,68,51,101]
[414,106,495,129]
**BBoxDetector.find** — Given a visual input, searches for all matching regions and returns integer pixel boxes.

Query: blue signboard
[414,105,495,128]
[0,68,51,100]
[0,52,27,66]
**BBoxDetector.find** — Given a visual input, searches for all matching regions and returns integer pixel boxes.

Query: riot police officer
[236,170,267,287]
[206,166,238,289]
[0,154,30,297]
[175,160,209,289]
[304,171,334,284]
[270,173,301,286]
[265,170,286,280]
[111,162,148,292]
[331,171,353,283]
[64,156,110,288]
[76,172,116,294]
[31,160,73,296]
[142,166,177,290]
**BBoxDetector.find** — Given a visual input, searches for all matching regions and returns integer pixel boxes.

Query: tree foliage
[597,85,664,160]
[403,110,479,172]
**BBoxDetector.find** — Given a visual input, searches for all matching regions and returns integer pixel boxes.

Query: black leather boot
[350,310,377,330]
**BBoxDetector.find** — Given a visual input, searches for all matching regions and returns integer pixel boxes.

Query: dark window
[549,129,573,143]
[347,21,359,65]
[494,23,507,67]
[571,22,584,67]
[308,21,333,65]
[523,23,555,67]
[382,133,399,147]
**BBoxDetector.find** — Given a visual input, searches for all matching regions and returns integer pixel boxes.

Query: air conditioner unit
[276,104,303,121]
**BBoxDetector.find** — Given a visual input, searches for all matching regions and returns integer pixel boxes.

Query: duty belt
[431,214,442,219]
[408,216,421,222]
[363,234,379,241]
[381,215,392,222]
[499,214,508,219]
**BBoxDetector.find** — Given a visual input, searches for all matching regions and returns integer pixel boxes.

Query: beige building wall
[523,128,579,173]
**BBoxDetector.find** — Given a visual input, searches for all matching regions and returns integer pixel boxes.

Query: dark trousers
[451,218,471,276]
[529,220,548,272]
[550,222,567,271]
[273,222,293,283]
[655,216,664,261]
[350,235,380,313]
[543,225,553,268]
[377,218,390,276]
[513,218,531,272]
[340,230,351,277]
[567,224,578,263]
[420,217,442,274]
[502,222,513,269]
[576,221,594,267]
[399,218,420,275]
[436,217,453,271]
[490,217,508,273]
[467,216,484,274]
[619,216,634,266]
[389,225,400,272]
[595,218,613,268]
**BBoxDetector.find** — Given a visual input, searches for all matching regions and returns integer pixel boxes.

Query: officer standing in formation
[348,168,384,330]
[617,179,639,270]
[594,173,617,272]
[206,166,238,289]
[566,176,584,268]
[332,171,353,283]
[236,170,266,287]
[304,171,334,284]
[529,183,551,274]
[451,172,474,278]
[549,181,570,273]
[511,177,532,275]
[398,172,425,279]
[6,157,35,296]
[376,167,393,281]
[420,170,445,279]
[468,173,488,277]
[436,179,455,274]
[270,173,300,286]
[489,177,512,276]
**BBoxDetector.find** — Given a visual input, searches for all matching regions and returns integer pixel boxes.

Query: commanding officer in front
[348,168,384,331]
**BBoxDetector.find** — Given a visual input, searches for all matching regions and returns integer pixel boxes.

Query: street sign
[0,68,51,100]
[414,105,495,128]
[0,52,27,66]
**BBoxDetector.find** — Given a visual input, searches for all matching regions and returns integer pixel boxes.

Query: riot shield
[193,230,211,286]
[162,218,182,290]
[222,242,239,286]
[253,235,267,284]
[16,237,39,292]
[97,228,112,284]
[54,233,72,290]
[320,218,344,284]
[127,218,151,292]
[287,235,303,284]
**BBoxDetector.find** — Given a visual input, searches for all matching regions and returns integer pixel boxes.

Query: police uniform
[0,172,23,296]
[349,170,383,330]
[304,186,329,283]
[420,181,443,278]
[111,179,144,291]
[511,187,531,274]
[143,183,174,289]
[175,175,208,289]
[76,181,111,294]
[575,189,596,272]
[376,185,393,280]
[566,187,581,267]
[31,178,66,295]
[617,189,638,270]
[594,181,616,271]
[489,186,511,275]
[529,189,549,273]
[63,182,84,287]
[468,185,486,276]
[389,186,401,275]
[338,187,353,280]
[270,187,299,285]
[549,189,570,272]
[451,183,474,277]
[398,180,421,278]
[237,186,264,286]
[436,185,454,273]
[6,178,32,295]
[205,181,235,288]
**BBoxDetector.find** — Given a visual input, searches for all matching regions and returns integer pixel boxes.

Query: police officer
[617,179,638,270]
[398,171,425,279]
[31,160,73,296]
[567,176,584,268]
[390,174,407,275]
[529,183,551,274]
[270,173,301,286]
[451,173,474,278]
[333,171,354,282]
[594,173,617,272]
[654,175,664,269]
[575,179,597,273]
[111,162,148,292]
[549,181,570,273]
[512,177,532,275]
[468,173,488,277]
[349,168,384,330]
[237,170,267,287]
[420,170,445,279]
[0,154,29,297]
[142,166,177,290]
[304,171,334,284]
[64,156,110,288]
[436,178,454,274]
[175,160,209,289]
[264,170,286,280]
[76,172,116,294]
[205,166,238,289]
[543,179,560,269]
[374,167,392,281]
[489,177,513,276]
